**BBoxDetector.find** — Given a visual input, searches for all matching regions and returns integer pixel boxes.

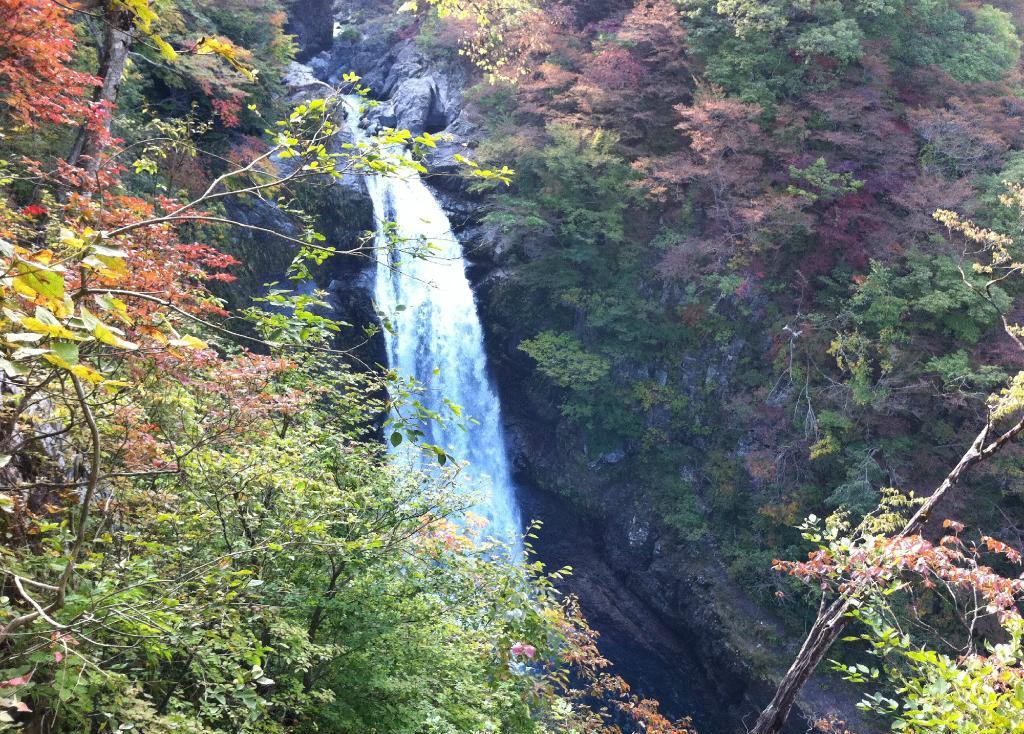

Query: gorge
[333,81,754,731]
[4,0,1024,732]
[297,5,833,732]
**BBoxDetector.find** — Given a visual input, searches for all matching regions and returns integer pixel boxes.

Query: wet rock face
[282,62,333,103]
[394,77,447,133]
[372,42,467,136]
[211,54,383,361]
[516,480,768,734]
[216,196,303,314]
[285,0,336,61]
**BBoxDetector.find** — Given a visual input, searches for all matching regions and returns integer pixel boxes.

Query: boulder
[282,61,332,103]
[391,77,447,134]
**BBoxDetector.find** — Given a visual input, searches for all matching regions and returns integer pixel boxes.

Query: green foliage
[520,331,611,388]
[681,15,799,104]
[898,3,1021,83]
[977,153,1024,232]
[872,619,1024,734]
[480,122,706,452]
[924,350,1009,391]
[794,18,865,65]
[679,0,883,101]
[0,354,582,733]
[431,0,1024,707]
[825,448,885,515]
[825,252,1004,405]
[787,157,864,204]
[662,482,707,541]
[681,0,1023,102]
[504,124,635,252]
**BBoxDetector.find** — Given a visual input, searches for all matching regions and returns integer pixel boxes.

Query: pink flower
[1,674,31,688]
[510,642,536,660]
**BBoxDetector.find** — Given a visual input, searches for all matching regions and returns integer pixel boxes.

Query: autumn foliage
[0,0,101,128]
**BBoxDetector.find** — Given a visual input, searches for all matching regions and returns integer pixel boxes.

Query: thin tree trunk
[749,413,1024,734]
[68,3,134,173]
[302,558,347,693]
[748,596,850,734]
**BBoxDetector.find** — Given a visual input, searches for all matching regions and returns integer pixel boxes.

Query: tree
[0,0,100,128]
[750,195,1024,734]
[67,1,137,173]
[678,0,1022,103]
[639,92,806,276]
[66,0,269,174]
[780,507,1024,734]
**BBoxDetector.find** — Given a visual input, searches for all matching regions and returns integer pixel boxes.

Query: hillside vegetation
[409,0,1024,729]
[5,0,1024,733]
[457,0,1024,634]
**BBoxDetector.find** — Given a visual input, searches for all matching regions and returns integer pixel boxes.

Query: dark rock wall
[286,0,336,61]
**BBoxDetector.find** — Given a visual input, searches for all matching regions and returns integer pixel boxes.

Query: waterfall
[342,97,523,552]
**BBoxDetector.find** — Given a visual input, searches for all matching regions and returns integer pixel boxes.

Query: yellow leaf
[194,36,257,81]
[101,380,133,389]
[20,318,80,341]
[42,353,73,370]
[169,335,207,350]
[70,364,105,384]
[59,228,85,249]
[93,322,138,351]
[43,349,103,382]
[154,36,178,61]
[94,294,134,326]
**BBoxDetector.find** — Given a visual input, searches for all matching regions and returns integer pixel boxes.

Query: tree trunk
[748,596,850,734]
[68,3,134,173]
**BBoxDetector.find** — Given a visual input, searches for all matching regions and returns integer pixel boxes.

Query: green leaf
[14,259,64,300]
[50,341,79,365]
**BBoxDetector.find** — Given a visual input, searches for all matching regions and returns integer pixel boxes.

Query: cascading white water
[343,98,522,552]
